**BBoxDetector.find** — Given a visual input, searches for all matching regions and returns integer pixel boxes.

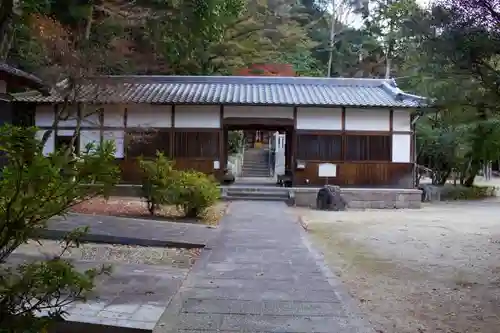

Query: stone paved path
[8,253,189,331]
[155,201,372,333]
[42,213,217,247]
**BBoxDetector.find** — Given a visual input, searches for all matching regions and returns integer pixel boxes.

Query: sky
[417,0,431,7]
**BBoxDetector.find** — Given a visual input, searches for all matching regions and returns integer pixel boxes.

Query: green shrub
[138,152,177,215]
[0,126,118,331]
[441,185,497,200]
[171,170,220,218]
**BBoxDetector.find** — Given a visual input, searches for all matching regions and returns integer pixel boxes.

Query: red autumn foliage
[236,63,295,76]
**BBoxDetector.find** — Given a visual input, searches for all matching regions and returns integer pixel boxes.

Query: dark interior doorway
[222,121,294,184]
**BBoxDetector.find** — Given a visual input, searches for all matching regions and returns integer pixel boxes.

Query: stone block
[291,188,422,209]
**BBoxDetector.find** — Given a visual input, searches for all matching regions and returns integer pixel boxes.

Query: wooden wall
[293,130,413,187]
[294,162,413,187]
[120,128,221,183]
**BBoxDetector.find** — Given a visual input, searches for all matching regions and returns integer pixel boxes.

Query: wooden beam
[53,104,58,151]
[292,106,298,186]
[341,106,346,131]
[170,105,175,158]
[219,105,225,171]
[123,107,128,128]
[222,117,294,126]
[341,106,346,161]
[98,107,104,145]
[389,109,394,132]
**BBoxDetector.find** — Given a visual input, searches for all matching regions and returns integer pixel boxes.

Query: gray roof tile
[13,75,426,107]
[0,63,50,94]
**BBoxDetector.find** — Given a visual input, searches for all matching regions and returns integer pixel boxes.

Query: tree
[357,0,426,78]
[138,0,246,74]
[419,0,500,186]
[0,125,120,332]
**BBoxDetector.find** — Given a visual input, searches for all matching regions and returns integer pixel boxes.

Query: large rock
[316,185,347,211]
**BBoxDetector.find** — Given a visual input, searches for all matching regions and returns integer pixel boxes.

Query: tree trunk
[384,56,391,79]
[84,3,94,41]
[326,0,336,77]
[436,169,451,186]
[0,0,15,61]
[463,104,489,187]
[464,160,481,187]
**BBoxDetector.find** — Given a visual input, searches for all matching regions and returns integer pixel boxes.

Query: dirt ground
[71,197,227,226]
[295,200,500,333]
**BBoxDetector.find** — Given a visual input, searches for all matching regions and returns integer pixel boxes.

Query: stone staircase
[242,148,270,177]
[221,186,290,202]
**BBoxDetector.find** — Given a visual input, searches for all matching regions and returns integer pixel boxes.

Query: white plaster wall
[57,129,74,136]
[103,130,125,158]
[36,104,102,128]
[59,105,79,127]
[296,107,342,130]
[80,130,100,152]
[36,130,54,156]
[175,105,220,128]
[345,108,390,131]
[393,110,411,132]
[127,104,172,128]
[224,106,294,119]
[103,104,124,127]
[392,133,411,163]
[81,105,101,127]
[35,105,54,127]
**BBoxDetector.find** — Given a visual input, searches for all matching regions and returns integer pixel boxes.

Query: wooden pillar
[219,105,225,175]
[224,128,229,169]
[285,129,292,170]
[291,106,298,186]
[170,105,175,158]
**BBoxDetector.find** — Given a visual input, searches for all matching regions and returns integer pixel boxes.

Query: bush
[170,170,220,218]
[440,184,497,200]
[0,125,119,332]
[138,152,177,215]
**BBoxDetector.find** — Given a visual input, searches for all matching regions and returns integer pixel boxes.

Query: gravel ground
[14,240,200,269]
[294,201,500,333]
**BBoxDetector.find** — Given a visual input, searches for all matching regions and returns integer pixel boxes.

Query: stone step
[243,161,268,165]
[243,165,268,169]
[225,188,289,196]
[242,165,269,169]
[242,166,269,172]
[242,171,270,175]
[224,188,290,202]
[223,195,288,202]
[242,172,271,177]
[243,160,267,163]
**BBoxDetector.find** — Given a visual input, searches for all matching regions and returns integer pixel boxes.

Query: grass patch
[308,223,424,280]
[440,184,497,200]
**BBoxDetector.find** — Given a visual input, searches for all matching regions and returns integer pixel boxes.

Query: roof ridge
[13,75,427,108]
[78,75,391,87]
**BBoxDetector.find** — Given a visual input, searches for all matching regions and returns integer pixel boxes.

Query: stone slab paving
[8,253,190,331]
[42,213,218,247]
[154,201,373,333]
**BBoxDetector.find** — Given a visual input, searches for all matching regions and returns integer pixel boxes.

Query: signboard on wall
[318,163,337,178]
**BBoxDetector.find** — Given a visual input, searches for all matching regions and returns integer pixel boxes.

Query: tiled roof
[0,63,50,94]
[13,75,426,108]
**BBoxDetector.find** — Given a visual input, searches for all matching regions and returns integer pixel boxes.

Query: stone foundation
[90,184,422,209]
[292,188,422,209]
